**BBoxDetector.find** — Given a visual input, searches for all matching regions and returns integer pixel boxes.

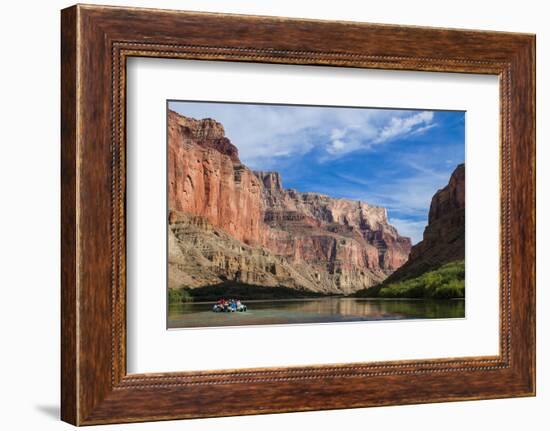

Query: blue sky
[169,101,465,244]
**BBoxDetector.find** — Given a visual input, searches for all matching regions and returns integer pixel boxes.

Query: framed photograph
[61,4,535,425]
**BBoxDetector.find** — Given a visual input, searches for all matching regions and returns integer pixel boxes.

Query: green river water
[168,297,465,329]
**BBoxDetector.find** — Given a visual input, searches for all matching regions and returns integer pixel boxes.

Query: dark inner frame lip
[166,96,468,113]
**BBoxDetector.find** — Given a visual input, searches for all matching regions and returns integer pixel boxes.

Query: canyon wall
[168,110,412,294]
[382,163,465,284]
[168,111,266,246]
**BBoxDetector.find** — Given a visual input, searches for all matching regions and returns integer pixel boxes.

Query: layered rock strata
[168,110,412,294]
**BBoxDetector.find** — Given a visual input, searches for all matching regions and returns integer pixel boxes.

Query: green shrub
[168,287,194,304]
[369,261,465,299]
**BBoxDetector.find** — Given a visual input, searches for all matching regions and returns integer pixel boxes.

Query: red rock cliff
[168,111,412,294]
[168,110,266,246]
[254,171,411,272]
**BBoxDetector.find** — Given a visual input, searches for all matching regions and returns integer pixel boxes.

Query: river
[168,297,465,329]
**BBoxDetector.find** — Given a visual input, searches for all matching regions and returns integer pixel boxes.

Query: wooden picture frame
[61,4,535,425]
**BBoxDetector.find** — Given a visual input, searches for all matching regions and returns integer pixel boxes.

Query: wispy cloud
[324,111,436,160]
[410,123,437,136]
[375,111,434,143]
[170,102,436,167]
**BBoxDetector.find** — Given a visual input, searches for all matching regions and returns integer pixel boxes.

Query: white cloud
[169,102,436,167]
[410,123,437,135]
[326,124,368,156]
[329,139,346,152]
[323,110,436,160]
[375,111,435,143]
[330,128,346,140]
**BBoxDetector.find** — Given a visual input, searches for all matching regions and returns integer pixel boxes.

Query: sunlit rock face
[168,111,412,294]
[168,110,266,246]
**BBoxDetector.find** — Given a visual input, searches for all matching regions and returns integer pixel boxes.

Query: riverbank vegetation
[356,260,465,299]
[168,281,328,304]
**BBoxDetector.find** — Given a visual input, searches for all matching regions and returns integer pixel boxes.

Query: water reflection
[168,298,465,329]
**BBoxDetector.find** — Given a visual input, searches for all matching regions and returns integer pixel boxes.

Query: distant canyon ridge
[168,110,415,295]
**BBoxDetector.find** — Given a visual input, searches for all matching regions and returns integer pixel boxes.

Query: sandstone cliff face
[168,110,266,246]
[168,110,412,294]
[168,211,385,294]
[254,171,411,279]
[383,163,465,284]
